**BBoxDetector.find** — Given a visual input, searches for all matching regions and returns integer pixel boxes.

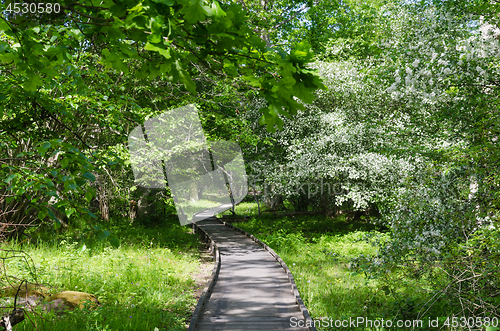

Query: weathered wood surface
[190,218,311,331]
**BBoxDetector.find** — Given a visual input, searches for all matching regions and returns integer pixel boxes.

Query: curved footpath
[188,218,316,331]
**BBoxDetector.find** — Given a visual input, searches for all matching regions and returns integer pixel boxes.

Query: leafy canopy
[0,0,325,132]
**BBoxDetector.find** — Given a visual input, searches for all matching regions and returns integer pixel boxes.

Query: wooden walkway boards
[189,218,314,331]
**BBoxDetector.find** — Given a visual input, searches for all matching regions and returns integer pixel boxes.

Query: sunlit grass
[0,218,206,331]
[232,204,453,330]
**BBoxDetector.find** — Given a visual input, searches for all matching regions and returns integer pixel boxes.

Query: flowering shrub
[365,2,500,319]
[245,60,423,214]
[246,0,500,319]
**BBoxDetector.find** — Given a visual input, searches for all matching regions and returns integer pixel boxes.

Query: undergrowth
[0,216,205,331]
[229,203,459,330]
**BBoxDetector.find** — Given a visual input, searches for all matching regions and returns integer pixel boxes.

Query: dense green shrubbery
[234,211,444,330]
[243,0,500,321]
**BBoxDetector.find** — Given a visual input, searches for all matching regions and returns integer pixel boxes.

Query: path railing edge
[218,218,317,331]
[187,221,221,331]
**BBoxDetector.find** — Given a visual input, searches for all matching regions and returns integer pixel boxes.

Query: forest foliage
[1,0,499,322]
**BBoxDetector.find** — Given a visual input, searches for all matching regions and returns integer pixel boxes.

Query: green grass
[0,217,208,331]
[1,202,459,330]
[228,203,454,330]
[229,201,265,215]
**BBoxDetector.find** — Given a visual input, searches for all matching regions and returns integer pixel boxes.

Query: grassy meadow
[224,202,457,331]
[0,216,211,331]
[0,202,486,330]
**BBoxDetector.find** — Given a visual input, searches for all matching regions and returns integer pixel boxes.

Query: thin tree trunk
[97,174,109,221]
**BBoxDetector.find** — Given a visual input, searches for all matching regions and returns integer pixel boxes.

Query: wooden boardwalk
[189,218,314,331]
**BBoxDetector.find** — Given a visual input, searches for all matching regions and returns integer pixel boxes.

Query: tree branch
[271,3,309,31]
[64,3,108,11]
[62,8,114,23]
[35,103,95,151]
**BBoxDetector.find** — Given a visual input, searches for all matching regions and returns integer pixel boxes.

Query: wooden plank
[196,321,309,331]
[196,326,308,331]
[191,218,314,331]
[199,311,302,318]
[199,316,302,322]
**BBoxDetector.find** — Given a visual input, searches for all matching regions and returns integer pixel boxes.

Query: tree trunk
[129,200,137,221]
[0,309,24,331]
[265,191,284,210]
[190,181,199,203]
[96,174,109,222]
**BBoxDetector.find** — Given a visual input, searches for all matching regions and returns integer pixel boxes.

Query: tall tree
[0,0,325,236]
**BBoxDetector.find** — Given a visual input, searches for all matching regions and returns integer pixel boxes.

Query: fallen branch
[0,309,24,331]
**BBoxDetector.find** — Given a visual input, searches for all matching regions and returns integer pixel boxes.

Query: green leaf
[176,60,196,94]
[0,52,17,63]
[54,220,61,230]
[289,41,314,63]
[108,235,120,248]
[259,103,284,132]
[65,207,76,218]
[0,18,11,31]
[110,4,128,16]
[48,210,61,229]
[243,75,263,88]
[293,82,315,104]
[147,32,162,44]
[101,48,126,71]
[97,230,110,240]
[180,0,208,23]
[82,171,96,182]
[38,141,51,154]
[4,174,16,184]
[85,190,93,202]
[38,209,48,221]
[76,179,86,187]
[152,0,175,5]
[24,76,43,91]
[210,1,226,18]
[144,42,171,59]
